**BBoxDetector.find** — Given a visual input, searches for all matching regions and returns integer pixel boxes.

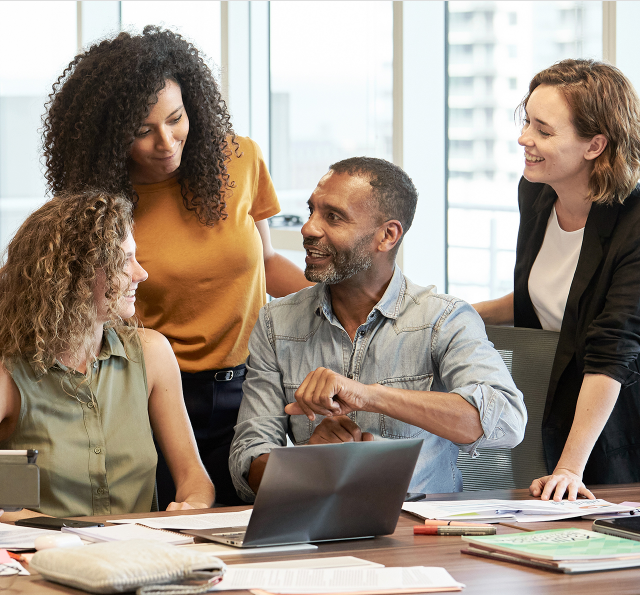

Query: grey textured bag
[29,539,226,594]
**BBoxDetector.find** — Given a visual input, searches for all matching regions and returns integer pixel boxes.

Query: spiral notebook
[61,523,194,545]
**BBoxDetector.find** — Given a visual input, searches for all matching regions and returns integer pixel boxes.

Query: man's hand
[308,416,374,444]
[284,367,372,420]
[529,467,595,501]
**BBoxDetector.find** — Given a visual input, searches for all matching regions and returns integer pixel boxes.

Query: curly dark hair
[42,26,236,226]
[0,190,134,375]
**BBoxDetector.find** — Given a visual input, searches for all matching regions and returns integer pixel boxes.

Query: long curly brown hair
[0,190,134,375]
[42,26,236,226]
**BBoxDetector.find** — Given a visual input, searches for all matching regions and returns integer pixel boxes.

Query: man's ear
[584,134,607,161]
[377,220,403,254]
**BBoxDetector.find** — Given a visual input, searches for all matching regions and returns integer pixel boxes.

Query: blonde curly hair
[0,190,135,374]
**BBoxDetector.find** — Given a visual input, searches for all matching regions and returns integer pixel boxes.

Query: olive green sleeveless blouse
[0,328,157,517]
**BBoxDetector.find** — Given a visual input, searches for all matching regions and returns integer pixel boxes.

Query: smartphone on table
[15,517,105,530]
[592,516,640,542]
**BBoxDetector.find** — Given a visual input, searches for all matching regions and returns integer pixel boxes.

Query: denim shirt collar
[315,265,406,325]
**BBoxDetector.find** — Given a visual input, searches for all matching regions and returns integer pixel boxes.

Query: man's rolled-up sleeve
[229,306,289,502]
[433,300,527,457]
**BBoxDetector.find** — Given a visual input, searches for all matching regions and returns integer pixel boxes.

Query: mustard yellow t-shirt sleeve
[246,138,281,222]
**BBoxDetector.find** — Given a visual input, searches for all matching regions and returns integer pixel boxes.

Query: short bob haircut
[0,191,134,375]
[518,59,640,205]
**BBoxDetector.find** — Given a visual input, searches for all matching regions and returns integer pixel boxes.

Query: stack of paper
[210,566,465,593]
[461,528,640,573]
[110,510,253,530]
[403,499,636,523]
[181,542,318,557]
[582,501,640,520]
[0,523,61,550]
[230,556,383,570]
[61,523,194,545]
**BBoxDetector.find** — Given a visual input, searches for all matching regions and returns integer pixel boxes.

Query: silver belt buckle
[214,370,234,381]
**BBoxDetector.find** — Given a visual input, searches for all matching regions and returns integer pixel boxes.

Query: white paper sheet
[231,556,384,569]
[61,523,193,544]
[581,501,640,520]
[110,509,253,530]
[0,523,61,550]
[211,566,464,593]
[403,498,635,523]
[180,542,318,557]
[0,559,29,576]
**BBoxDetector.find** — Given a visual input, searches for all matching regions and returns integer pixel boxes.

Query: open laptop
[186,438,422,548]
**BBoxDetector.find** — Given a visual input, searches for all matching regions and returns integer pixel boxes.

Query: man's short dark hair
[329,157,418,238]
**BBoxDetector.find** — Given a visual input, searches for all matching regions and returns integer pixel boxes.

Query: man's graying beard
[303,233,374,284]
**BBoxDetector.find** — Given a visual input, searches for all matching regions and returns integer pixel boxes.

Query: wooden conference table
[4,484,640,595]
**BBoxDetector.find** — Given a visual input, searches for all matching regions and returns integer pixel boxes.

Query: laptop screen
[241,439,423,547]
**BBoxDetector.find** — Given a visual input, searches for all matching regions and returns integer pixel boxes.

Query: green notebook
[462,528,640,561]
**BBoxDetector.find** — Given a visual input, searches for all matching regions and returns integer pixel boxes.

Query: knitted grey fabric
[29,539,225,594]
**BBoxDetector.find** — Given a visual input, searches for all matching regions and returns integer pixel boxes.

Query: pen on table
[423,519,495,528]
[414,525,496,536]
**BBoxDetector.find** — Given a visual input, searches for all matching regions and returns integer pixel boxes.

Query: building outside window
[121,1,221,66]
[0,0,620,293]
[0,1,76,251]
[446,1,602,302]
[269,1,393,222]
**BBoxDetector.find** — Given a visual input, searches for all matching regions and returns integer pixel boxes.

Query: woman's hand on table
[166,500,211,511]
[530,374,619,502]
[529,467,595,501]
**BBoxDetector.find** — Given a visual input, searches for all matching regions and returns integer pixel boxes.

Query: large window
[121,1,221,67]
[0,1,77,250]
[0,0,629,286]
[269,1,393,222]
[446,1,602,302]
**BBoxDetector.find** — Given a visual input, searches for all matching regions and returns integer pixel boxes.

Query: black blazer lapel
[514,183,556,328]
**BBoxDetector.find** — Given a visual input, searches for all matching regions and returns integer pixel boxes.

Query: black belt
[214,367,246,382]
[180,364,246,383]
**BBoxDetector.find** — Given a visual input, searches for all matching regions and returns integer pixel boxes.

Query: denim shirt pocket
[376,374,433,439]
[284,383,316,445]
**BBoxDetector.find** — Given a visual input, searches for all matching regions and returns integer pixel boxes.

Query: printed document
[403,499,635,523]
[0,523,60,550]
[110,509,253,530]
[210,566,464,593]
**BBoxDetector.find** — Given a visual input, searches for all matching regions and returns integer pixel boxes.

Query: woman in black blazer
[474,59,640,501]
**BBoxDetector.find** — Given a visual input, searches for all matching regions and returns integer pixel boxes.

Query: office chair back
[456,325,560,490]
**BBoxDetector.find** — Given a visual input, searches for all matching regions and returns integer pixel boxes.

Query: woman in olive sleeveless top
[0,191,214,520]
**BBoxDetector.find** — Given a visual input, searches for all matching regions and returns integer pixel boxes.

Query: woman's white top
[528,205,585,332]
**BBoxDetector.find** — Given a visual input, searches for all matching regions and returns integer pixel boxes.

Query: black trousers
[155,364,246,509]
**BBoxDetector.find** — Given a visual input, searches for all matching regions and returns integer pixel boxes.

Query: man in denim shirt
[230,157,526,502]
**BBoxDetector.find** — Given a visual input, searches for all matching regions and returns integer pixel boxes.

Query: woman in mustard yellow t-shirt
[41,27,311,506]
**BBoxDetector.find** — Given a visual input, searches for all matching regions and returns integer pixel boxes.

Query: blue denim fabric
[230,266,526,502]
